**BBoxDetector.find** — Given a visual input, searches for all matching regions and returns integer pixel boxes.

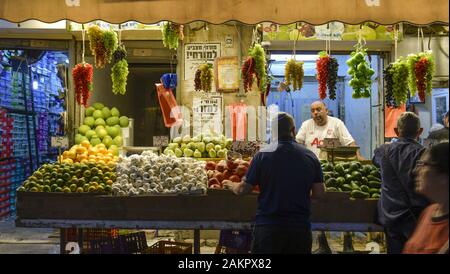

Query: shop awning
[0,0,448,25]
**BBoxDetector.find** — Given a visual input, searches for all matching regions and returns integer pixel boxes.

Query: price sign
[51,136,69,148]
[153,136,169,147]
[323,138,340,148]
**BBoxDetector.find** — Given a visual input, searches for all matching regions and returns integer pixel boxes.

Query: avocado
[326,178,338,188]
[351,171,363,181]
[342,184,353,192]
[368,181,382,189]
[371,193,381,199]
[327,187,338,192]
[360,185,370,193]
[351,181,360,190]
[335,165,345,176]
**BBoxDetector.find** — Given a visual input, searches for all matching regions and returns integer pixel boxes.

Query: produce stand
[16,191,382,254]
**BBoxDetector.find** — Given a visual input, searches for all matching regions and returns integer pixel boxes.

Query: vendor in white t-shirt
[296,101,361,160]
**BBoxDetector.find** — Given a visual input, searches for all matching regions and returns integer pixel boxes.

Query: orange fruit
[81,140,91,149]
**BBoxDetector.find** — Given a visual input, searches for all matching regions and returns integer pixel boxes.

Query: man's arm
[296,123,307,145]
[224,179,254,196]
[311,182,325,199]
[349,141,365,160]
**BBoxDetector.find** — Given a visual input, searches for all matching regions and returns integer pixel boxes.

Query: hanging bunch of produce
[407,51,435,102]
[249,44,267,92]
[285,59,304,92]
[242,56,256,93]
[194,63,213,92]
[383,64,395,107]
[72,63,94,107]
[316,51,339,100]
[162,22,184,50]
[346,45,375,99]
[111,43,129,95]
[87,25,119,69]
[242,44,267,93]
[327,57,339,100]
[391,57,409,106]
[316,52,330,100]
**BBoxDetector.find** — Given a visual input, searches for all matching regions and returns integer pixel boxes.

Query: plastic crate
[144,240,193,254]
[215,230,252,254]
[117,231,149,254]
[61,228,119,253]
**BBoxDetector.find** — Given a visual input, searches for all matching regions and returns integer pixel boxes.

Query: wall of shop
[178,23,262,137]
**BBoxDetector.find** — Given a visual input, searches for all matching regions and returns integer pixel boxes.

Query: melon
[83,117,95,128]
[94,118,106,127]
[102,136,113,148]
[119,116,129,127]
[106,116,119,126]
[96,127,108,139]
[85,107,96,117]
[85,130,96,140]
[113,136,123,147]
[93,102,105,110]
[90,136,102,146]
[75,134,84,144]
[107,126,120,138]
[78,125,91,136]
[111,107,120,117]
[101,107,112,119]
[93,110,103,120]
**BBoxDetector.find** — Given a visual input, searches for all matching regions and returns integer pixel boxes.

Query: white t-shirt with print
[296,116,355,158]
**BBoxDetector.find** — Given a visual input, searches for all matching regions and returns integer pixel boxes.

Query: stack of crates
[0,51,67,219]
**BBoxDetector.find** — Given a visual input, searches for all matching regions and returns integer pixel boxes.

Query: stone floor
[0,218,385,254]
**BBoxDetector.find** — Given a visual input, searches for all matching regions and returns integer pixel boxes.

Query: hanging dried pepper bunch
[111,44,129,95]
[88,25,107,68]
[327,57,339,100]
[407,51,435,102]
[285,59,304,92]
[194,63,213,92]
[72,63,93,107]
[316,51,330,99]
[242,57,256,93]
[162,22,184,50]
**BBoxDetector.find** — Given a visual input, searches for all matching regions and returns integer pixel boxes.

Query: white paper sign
[184,43,221,81]
[192,93,223,136]
[153,136,169,147]
[51,136,68,148]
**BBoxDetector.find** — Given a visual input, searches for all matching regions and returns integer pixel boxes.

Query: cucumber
[327,187,338,192]
[342,184,353,192]
[351,181,360,190]
[367,175,381,182]
[371,193,381,199]
[360,185,370,193]
[351,190,370,199]
[369,188,380,195]
[368,181,382,188]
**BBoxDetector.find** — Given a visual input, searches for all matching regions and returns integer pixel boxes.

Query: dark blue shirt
[372,138,430,228]
[245,137,324,226]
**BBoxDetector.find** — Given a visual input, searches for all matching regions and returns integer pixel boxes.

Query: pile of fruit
[17,162,115,194]
[59,141,119,165]
[206,159,250,189]
[164,134,232,159]
[112,151,207,196]
[75,102,129,149]
[321,161,382,199]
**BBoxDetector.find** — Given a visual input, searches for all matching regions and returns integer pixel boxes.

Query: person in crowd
[403,142,449,254]
[224,112,325,254]
[426,111,449,145]
[373,112,430,254]
[296,101,361,253]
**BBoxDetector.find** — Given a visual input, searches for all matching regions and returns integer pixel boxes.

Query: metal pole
[193,229,200,254]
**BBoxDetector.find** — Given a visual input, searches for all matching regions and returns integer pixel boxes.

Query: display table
[15,191,383,254]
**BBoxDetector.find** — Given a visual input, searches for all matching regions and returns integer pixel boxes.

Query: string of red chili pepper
[242,57,256,93]
[415,57,428,102]
[72,63,93,107]
[316,55,330,100]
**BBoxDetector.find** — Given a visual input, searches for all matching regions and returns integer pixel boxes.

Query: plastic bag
[155,83,182,128]
[161,73,177,90]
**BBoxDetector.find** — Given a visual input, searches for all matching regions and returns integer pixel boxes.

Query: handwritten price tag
[51,136,68,148]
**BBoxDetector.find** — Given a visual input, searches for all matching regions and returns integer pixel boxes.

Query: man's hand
[223,177,253,195]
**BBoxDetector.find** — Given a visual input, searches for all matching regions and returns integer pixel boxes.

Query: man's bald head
[311,101,328,126]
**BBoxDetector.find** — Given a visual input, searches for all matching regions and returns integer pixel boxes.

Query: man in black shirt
[225,112,325,254]
[373,112,430,254]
